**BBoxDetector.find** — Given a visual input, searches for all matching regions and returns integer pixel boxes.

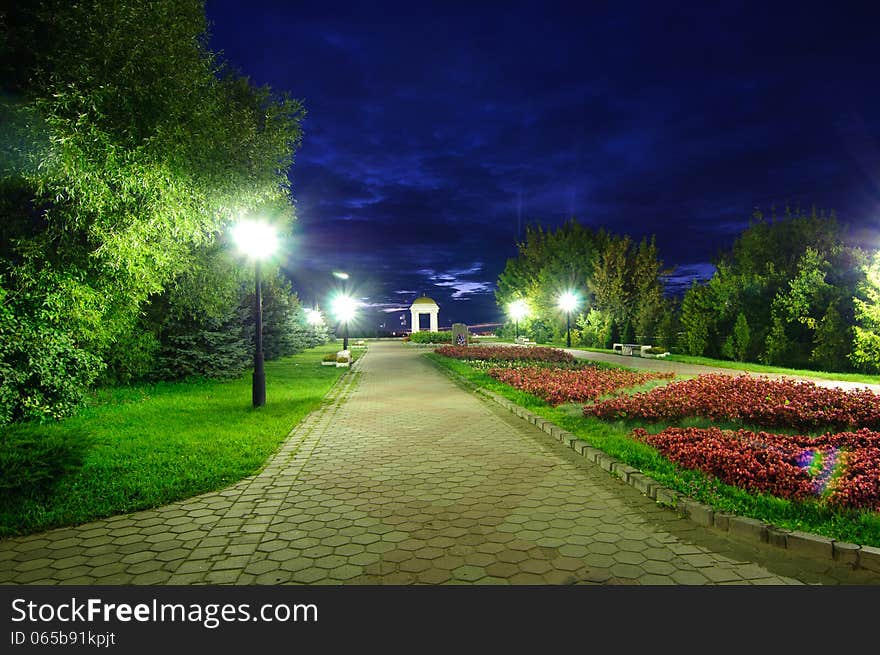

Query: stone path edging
[428,357,880,575]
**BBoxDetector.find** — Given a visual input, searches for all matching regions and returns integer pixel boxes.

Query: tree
[0,0,305,421]
[680,281,713,356]
[679,207,862,371]
[852,251,880,372]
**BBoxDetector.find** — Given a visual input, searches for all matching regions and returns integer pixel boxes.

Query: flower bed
[488,366,673,406]
[435,345,574,363]
[632,426,880,512]
[585,374,880,431]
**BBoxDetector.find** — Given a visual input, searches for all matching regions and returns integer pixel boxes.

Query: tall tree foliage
[680,208,864,371]
[0,1,305,422]
[852,251,880,372]
[495,220,668,347]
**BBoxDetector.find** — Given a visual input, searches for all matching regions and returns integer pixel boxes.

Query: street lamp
[508,299,529,341]
[232,219,278,408]
[558,291,579,348]
[331,294,357,350]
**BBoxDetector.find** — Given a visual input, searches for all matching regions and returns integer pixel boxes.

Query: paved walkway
[563,347,880,393]
[2,341,878,585]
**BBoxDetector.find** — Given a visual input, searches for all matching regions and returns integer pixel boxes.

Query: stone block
[682,501,714,527]
[728,516,768,543]
[565,435,581,450]
[612,462,639,481]
[628,473,657,497]
[832,541,860,566]
[583,447,603,463]
[654,487,679,508]
[766,527,789,548]
[713,512,731,532]
[786,530,833,560]
[596,455,615,472]
[857,545,880,573]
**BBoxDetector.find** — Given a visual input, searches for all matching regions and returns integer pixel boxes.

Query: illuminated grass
[1,343,360,536]
[665,353,880,386]
[426,352,880,548]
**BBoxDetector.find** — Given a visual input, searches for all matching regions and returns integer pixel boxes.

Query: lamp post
[558,291,579,348]
[232,219,278,408]
[332,294,357,350]
[508,299,529,342]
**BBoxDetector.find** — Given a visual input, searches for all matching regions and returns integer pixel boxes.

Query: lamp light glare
[331,294,358,323]
[232,220,278,260]
[558,291,578,313]
[305,308,324,326]
[508,299,529,321]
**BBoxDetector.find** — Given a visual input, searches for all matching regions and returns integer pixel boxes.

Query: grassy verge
[1,342,361,537]
[425,352,880,548]
[664,353,880,385]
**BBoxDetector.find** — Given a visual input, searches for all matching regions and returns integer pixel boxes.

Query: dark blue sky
[205,0,879,332]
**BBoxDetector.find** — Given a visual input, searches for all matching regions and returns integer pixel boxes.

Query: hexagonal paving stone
[519,559,553,575]
[557,544,589,559]
[485,562,520,579]
[328,565,362,581]
[291,568,327,584]
[671,570,709,585]
[496,550,529,564]
[451,565,487,582]
[399,558,433,574]
[612,551,646,566]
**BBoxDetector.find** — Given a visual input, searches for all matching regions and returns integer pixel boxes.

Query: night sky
[205,0,879,333]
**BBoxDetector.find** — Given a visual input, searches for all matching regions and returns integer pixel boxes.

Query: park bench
[613,343,652,357]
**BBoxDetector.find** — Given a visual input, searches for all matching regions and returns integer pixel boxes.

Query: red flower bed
[488,366,672,406]
[631,426,880,512]
[435,345,574,363]
[586,374,880,431]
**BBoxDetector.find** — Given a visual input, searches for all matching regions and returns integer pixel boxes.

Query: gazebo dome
[410,296,438,307]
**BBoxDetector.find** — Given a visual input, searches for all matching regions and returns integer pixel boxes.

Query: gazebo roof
[410,296,439,308]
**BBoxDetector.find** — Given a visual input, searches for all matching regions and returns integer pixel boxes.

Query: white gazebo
[410,295,439,333]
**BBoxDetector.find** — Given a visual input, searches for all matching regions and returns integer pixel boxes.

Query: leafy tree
[680,207,863,371]
[852,251,880,372]
[0,0,305,421]
[727,312,751,361]
[679,281,713,356]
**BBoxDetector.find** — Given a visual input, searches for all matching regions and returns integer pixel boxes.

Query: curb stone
[427,356,878,572]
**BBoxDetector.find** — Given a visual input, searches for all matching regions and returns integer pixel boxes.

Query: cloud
[663,263,716,296]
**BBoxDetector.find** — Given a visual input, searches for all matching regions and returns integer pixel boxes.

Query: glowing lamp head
[331,294,358,323]
[305,309,324,326]
[232,219,278,260]
[558,291,578,313]
[508,299,529,321]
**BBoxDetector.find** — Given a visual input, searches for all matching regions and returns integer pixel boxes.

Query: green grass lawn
[425,352,880,548]
[663,353,880,385]
[1,342,361,537]
[499,338,880,385]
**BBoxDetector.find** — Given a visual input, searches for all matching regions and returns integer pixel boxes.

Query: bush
[408,331,453,344]
[322,352,338,362]
[0,423,92,502]
[0,286,105,424]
